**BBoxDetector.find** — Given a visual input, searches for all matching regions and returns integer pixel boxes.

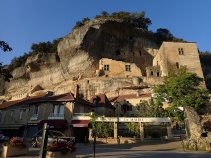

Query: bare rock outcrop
[2,19,158,100]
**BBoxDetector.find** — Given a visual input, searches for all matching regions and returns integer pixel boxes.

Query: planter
[1,146,29,157]
[46,151,76,158]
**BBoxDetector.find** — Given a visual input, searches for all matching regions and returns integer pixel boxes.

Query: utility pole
[39,123,49,158]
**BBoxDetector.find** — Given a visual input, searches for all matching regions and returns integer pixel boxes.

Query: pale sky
[1,0,211,65]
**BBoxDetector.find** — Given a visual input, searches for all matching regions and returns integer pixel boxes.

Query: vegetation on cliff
[74,11,185,45]
[0,41,13,81]
[7,38,62,72]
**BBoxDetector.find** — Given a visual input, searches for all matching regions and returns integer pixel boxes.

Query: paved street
[1,140,211,158]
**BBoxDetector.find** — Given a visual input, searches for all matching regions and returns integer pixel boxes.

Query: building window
[9,111,14,120]
[32,105,39,118]
[52,105,64,117]
[104,65,109,71]
[125,65,131,72]
[178,48,184,55]
[176,62,179,69]
[19,111,23,120]
[127,105,132,111]
[0,113,2,122]
[116,49,121,55]
[151,71,153,76]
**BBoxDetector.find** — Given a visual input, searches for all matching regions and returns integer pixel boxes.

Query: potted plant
[1,137,29,157]
[46,141,76,158]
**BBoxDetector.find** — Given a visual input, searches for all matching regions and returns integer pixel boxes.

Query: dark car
[0,133,10,142]
[31,130,75,148]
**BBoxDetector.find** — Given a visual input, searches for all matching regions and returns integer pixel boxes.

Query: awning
[38,119,67,129]
[0,124,24,129]
[71,120,90,127]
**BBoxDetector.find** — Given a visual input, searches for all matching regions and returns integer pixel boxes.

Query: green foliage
[94,11,152,31]
[0,40,13,81]
[125,122,139,136]
[154,28,185,46]
[153,66,209,117]
[73,11,184,45]
[89,113,113,138]
[0,41,12,52]
[6,38,62,72]
[135,99,169,117]
[73,17,90,29]
[30,38,62,54]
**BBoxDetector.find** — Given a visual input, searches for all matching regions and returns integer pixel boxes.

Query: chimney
[74,84,79,99]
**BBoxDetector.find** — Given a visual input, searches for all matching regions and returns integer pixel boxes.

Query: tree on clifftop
[0,40,13,81]
[153,66,209,120]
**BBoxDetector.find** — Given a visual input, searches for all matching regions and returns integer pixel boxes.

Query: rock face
[1,19,157,100]
[184,106,202,139]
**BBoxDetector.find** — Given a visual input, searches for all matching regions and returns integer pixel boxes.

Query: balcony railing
[48,113,64,119]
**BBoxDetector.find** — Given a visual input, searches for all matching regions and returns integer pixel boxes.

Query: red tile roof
[90,93,115,109]
[0,92,77,109]
[109,93,152,102]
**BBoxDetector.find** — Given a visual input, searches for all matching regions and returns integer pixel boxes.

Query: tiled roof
[90,93,115,109]
[0,93,48,109]
[0,92,94,109]
[109,93,152,102]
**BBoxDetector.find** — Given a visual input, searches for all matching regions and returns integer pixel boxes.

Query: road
[1,141,211,158]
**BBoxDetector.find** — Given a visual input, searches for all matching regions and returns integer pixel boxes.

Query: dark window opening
[157,72,159,76]
[178,48,184,55]
[125,65,131,72]
[139,51,142,56]
[151,71,153,76]
[176,62,179,69]
[104,65,109,71]
[116,49,121,55]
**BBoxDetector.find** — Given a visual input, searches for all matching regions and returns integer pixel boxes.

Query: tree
[135,100,166,117]
[0,40,13,81]
[153,66,209,119]
[0,41,12,52]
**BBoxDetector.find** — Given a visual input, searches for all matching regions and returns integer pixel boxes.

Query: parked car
[31,130,75,148]
[0,133,10,142]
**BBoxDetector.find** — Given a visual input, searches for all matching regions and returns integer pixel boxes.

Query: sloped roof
[0,93,48,109]
[90,93,115,109]
[109,93,152,103]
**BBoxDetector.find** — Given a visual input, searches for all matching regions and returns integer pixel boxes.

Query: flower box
[46,151,76,158]
[1,146,29,157]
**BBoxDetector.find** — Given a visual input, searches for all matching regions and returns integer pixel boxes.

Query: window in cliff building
[157,72,160,77]
[104,65,109,71]
[139,51,142,56]
[125,65,131,72]
[127,105,132,111]
[116,49,121,55]
[178,48,184,55]
[52,105,64,117]
[33,105,39,118]
[151,71,153,76]
[19,111,23,120]
[176,62,179,69]
[9,111,13,120]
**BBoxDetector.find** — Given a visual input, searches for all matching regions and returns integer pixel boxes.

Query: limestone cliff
[0,19,160,101]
